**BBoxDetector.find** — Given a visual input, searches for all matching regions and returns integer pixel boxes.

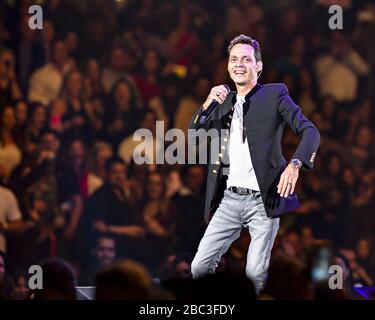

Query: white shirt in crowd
[0,142,22,182]
[118,134,164,165]
[28,63,63,106]
[315,49,369,102]
[0,186,22,252]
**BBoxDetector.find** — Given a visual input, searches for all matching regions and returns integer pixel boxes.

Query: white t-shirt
[0,142,22,181]
[227,94,260,191]
[28,63,63,105]
[0,186,22,252]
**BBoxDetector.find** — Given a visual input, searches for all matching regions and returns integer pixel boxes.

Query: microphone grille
[223,84,230,93]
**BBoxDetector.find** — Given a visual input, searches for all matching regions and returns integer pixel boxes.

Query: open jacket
[188,83,320,222]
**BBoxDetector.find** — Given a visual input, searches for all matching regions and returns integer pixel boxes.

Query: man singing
[188,34,320,293]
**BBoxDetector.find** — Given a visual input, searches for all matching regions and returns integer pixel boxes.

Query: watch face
[291,159,301,168]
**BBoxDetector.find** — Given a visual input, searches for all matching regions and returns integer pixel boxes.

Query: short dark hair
[105,156,126,173]
[92,232,117,248]
[40,128,61,140]
[32,258,77,300]
[227,34,262,62]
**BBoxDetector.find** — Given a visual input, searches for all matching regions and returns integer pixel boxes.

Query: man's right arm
[188,84,229,130]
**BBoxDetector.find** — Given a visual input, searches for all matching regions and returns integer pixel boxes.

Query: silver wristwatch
[290,159,302,169]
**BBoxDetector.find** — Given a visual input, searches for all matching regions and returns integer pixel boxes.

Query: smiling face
[227,43,262,87]
[93,237,116,268]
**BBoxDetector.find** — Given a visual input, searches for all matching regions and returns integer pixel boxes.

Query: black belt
[228,186,257,195]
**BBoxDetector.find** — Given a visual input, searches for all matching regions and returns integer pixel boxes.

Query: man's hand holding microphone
[199,85,230,124]
[202,85,230,110]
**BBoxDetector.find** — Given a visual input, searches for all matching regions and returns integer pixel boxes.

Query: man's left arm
[276,83,320,197]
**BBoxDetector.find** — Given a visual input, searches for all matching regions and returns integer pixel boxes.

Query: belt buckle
[236,187,248,195]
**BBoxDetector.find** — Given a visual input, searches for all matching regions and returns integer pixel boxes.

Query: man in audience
[79,233,117,286]
[28,40,71,105]
[85,157,145,260]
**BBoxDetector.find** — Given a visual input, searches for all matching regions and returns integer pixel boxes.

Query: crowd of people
[0,0,374,299]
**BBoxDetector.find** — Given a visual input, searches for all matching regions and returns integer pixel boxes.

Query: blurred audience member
[132,49,162,104]
[86,141,113,196]
[28,40,71,105]
[0,251,15,300]
[13,15,45,94]
[0,48,22,109]
[260,254,313,300]
[135,171,178,273]
[315,32,369,102]
[118,109,163,164]
[29,258,77,300]
[105,77,142,148]
[60,70,91,141]
[159,252,193,280]
[0,185,24,253]
[174,76,210,137]
[79,233,117,286]
[355,238,375,282]
[96,260,162,300]
[85,157,145,260]
[0,106,22,181]
[101,45,136,94]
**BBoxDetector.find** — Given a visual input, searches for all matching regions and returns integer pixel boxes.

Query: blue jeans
[191,188,280,293]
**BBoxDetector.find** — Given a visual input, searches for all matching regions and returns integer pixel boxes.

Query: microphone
[199,84,230,124]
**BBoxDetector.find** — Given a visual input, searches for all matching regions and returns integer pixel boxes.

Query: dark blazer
[188,83,320,222]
